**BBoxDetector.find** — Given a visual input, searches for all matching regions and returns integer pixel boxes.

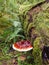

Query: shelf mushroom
[12,40,33,52]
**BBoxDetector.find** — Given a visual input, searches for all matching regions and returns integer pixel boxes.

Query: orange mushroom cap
[12,40,33,52]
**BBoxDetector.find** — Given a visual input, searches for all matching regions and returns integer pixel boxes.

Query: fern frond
[5,28,22,42]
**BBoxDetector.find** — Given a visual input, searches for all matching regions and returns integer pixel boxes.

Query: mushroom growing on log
[13,40,33,52]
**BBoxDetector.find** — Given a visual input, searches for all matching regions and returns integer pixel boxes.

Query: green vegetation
[0,0,49,65]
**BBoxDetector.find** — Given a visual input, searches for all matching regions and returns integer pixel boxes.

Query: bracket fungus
[12,40,33,52]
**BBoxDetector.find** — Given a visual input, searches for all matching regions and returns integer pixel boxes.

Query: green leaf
[5,28,22,42]
[15,34,25,39]
[13,21,21,27]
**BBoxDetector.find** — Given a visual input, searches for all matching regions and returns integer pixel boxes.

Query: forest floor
[0,1,49,65]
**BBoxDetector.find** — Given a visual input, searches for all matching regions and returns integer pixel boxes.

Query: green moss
[33,37,42,65]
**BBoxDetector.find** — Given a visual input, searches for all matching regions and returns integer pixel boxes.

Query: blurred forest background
[0,0,49,65]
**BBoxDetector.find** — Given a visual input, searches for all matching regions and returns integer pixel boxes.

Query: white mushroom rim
[12,44,33,52]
